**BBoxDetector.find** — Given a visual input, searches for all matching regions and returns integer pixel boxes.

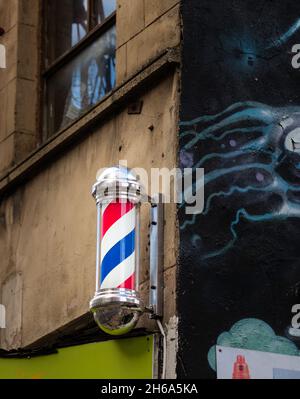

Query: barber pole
[90,166,143,335]
[100,200,136,291]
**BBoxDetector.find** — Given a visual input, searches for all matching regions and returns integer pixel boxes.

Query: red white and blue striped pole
[100,200,136,291]
[90,166,142,335]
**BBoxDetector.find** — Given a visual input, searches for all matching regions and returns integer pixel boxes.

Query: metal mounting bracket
[149,193,164,319]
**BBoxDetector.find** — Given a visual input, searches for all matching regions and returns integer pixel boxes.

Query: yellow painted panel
[0,336,153,379]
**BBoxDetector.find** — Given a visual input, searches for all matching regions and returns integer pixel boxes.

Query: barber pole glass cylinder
[90,166,143,335]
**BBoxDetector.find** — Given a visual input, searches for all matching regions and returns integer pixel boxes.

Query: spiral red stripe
[117,274,135,289]
[101,200,134,236]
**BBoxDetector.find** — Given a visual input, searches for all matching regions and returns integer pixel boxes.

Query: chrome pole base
[89,288,143,336]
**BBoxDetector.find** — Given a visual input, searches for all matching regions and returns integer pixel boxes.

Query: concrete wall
[0,72,178,348]
[0,0,39,174]
[0,2,180,380]
[0,0,181,173]
[116,0,180,83]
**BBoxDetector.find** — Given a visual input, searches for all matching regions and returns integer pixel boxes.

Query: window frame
[42,1,116,140]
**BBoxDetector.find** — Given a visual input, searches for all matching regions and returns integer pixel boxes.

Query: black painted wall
[178,0,300,378]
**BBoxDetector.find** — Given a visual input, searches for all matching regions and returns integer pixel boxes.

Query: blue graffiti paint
[268,18,300,48]
[180,102,300,258]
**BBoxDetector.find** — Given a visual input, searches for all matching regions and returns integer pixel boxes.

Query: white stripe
[100,251,135,289]
[101,206,136,262]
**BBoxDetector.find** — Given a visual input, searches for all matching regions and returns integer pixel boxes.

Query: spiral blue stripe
[100,229,135,284]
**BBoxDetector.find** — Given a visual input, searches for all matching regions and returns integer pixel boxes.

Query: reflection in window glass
[46,26,116,136]
[46,0,89,65]
[91,0,116,27]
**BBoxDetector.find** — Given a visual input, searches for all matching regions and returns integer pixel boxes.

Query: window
[43,0,116,138]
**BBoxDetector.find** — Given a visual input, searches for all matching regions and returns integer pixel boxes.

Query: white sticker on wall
[217,345,300,379]
[0,44,6,68]
[0,304,5,329]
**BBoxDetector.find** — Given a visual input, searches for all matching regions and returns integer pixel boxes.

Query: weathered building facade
[1,0,300,380]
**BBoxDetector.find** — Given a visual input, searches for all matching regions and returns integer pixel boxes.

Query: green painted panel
[0,335,153,379]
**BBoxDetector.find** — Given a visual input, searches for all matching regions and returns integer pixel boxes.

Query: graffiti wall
[178,0,300,378]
